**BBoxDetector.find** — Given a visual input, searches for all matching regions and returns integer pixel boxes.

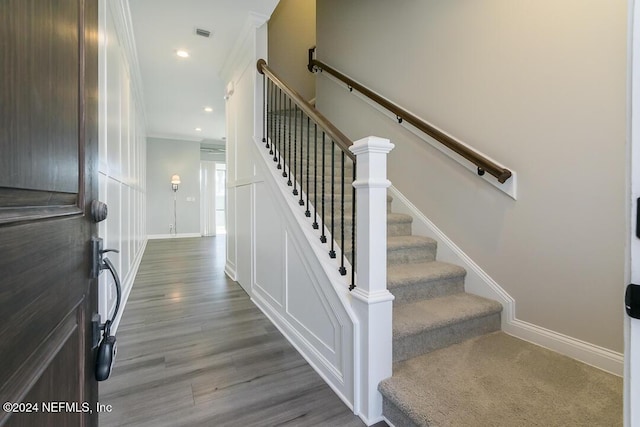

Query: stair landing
[380,332,623,427]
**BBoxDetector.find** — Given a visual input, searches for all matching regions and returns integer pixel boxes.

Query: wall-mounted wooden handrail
[307,49,512,184]
[257,59,355,162]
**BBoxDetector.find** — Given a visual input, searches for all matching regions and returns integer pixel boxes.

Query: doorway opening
[200,160,226,236]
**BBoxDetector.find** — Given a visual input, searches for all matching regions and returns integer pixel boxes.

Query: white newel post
[349,136,395,424]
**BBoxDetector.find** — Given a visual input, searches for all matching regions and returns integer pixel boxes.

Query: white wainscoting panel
[236,184,253,295]
[225,186,237,280]
[286,233,340,366]
[98,0,147,331]
[254,182,285,307]
[250,136,355,410]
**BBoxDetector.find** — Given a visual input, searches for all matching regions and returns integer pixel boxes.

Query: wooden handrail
[307,51,512,184]
[257,59,355,162]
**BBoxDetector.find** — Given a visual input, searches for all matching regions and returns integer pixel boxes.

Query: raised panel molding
[111,238,147,334]
[286,232,340,362]
[253,182,285,308]
[252,291,348,387]
[249,135,355,408]
[98,0,147,330]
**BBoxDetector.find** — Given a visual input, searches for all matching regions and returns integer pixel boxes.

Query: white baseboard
[504,319,624,376]
[388,185,623,376]
[111,238,147,335]
[224,262,237,281]
[382,417,398,427]
[147,233,201,240]
[359,414,387,427]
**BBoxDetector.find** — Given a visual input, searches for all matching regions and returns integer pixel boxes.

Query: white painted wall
[146,137,201,238]
[223,9,357,413]
[98,0,147,332]
[627,2,640,423]
[316,0,627,354]
[223,11,272,284]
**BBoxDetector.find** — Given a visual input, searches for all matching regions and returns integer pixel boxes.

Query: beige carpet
[379,332,622,426]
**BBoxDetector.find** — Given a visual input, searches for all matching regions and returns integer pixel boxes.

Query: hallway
[99,237,369,426]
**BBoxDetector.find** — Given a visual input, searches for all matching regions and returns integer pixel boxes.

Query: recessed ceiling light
[204,107,213,113]
[195,127,202,132]
[176,49,189,58]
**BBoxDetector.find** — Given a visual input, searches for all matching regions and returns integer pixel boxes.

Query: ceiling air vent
[195,28,212,38]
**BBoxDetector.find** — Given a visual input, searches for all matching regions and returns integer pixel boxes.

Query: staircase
[268,108,505,419]
[261,72,622,425]
[374,202,515,425]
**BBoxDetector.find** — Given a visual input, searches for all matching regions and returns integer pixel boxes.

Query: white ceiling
[128,0,278,143]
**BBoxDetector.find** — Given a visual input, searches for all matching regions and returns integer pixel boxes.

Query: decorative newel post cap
[349,136,394,156]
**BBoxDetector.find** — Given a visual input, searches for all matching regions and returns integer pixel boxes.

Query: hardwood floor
[99,237,376,427]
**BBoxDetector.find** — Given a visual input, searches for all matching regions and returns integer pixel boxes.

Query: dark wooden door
[0,0,99,426]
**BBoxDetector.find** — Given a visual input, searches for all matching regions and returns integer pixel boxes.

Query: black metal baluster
[299,108,304,205]
[350,162,356,290]
[262,74,267,146]
[265,79,270,149]
[339,151,346,275]
[293,105,298,193]
[285,93,288,173]
[312,123,319,229]
[286,98,291,183]
[320,132,327,243]
[269,81,274,155]
[274,86,278,162]
[329,141,336,259]
[305,117,311,215]
[276,88,281,167]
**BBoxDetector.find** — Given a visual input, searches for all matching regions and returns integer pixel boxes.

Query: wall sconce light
[171,174,181,236]
[171,174,181,192]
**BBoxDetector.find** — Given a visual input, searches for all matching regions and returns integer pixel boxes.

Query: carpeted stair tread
[306,193,393,204]
[336,212,412,226]
[388,261,466,304]
[386,235,438,265]
[380,332,623,427]
[387,235,436,251]
[393,293,502,339]
[388,261,465,291]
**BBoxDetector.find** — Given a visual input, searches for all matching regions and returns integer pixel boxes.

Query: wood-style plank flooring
[99,237,374,427]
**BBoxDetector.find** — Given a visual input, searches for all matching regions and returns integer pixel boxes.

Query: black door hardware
[91,200,108,223]
[91,236,122,381]
[626,284,640,319]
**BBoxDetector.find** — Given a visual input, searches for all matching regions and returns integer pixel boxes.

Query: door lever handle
[101,257,122,322]
[101,248,119,256]
[91,237,119,278]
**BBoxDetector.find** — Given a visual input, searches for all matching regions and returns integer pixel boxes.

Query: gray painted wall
[268,0,316,101]
[146,137,201,236]
[316,0,626,352]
